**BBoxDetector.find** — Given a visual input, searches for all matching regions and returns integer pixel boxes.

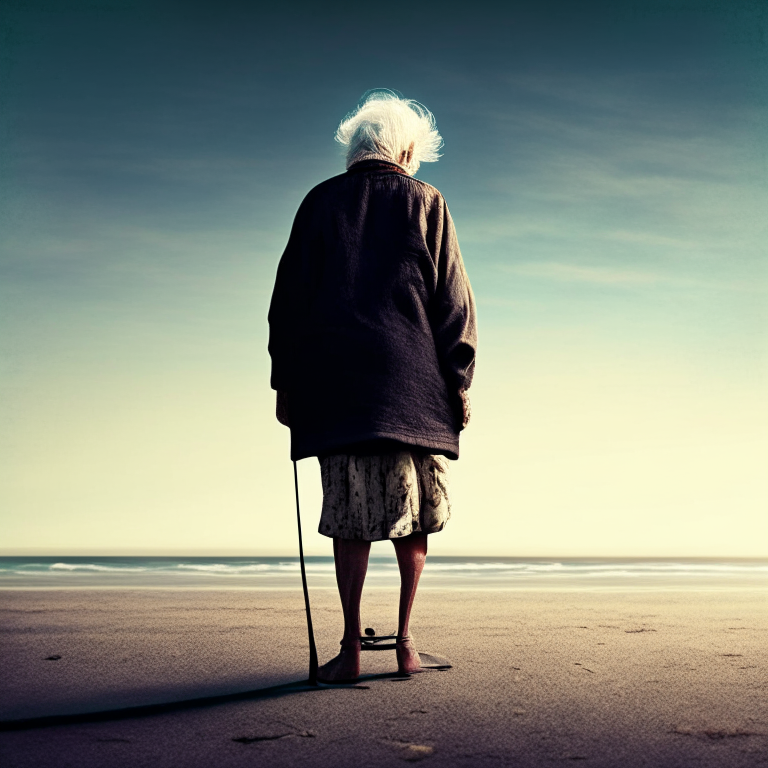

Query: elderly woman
[268,91,477,682]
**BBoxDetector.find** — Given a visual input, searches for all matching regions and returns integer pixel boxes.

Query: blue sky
[1,0,766,555]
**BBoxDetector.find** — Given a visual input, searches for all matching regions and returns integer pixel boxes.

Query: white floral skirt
[318,451,451,541]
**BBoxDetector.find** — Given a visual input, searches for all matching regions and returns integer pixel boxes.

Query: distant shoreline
[2,556,766,591]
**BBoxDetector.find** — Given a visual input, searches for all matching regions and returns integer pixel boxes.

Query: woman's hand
[276,390,290,427]
[459,389,471,430]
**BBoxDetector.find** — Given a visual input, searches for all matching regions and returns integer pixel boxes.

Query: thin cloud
[498,260,764,293]
[505,261,661,285]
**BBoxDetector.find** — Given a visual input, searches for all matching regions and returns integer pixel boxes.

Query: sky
[1,0,766,556]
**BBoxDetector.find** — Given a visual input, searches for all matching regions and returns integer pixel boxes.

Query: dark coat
[268,160,477,461]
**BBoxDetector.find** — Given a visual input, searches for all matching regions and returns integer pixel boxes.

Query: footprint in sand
[387,740,434,761]
[232,731,315,744]
[671,725,758,740]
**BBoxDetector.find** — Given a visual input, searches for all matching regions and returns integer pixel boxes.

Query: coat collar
[346,159,409,176]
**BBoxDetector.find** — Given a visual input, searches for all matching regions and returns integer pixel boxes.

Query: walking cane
[294,460,319,686]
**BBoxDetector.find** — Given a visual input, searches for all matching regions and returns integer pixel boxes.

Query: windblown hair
[335,90,443,176]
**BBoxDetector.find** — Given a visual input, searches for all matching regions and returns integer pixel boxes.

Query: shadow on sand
[0,671,435,732]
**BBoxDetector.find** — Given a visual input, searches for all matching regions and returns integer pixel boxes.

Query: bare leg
[392,532,428,674]
[317,537,371,682]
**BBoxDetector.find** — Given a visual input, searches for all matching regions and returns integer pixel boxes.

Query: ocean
[0,557,766,590]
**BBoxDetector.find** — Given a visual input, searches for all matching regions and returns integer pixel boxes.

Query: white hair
[335,90,443,176]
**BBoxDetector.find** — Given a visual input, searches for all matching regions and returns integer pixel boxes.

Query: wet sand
[1,587,766,767]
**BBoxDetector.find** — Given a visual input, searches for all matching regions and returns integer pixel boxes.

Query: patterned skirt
[318,450,451,541]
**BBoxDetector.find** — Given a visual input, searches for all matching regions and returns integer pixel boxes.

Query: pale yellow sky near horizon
[2,324,766,558]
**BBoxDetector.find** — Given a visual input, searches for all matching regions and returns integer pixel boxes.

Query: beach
[1,582,766,767]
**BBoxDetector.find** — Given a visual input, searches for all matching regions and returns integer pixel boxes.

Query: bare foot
[396,637,422,675]
[317,641,360,683]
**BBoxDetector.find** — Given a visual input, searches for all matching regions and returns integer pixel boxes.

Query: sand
[0,587,766,767]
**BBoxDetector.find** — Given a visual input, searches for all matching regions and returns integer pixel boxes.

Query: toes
[317,652,360,683]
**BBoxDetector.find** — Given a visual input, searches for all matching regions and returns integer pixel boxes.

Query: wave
[175,563,337,574]
[48,563,150,573]
[374,562,768,575]
[1,559,766,585]
[0,561,338,577]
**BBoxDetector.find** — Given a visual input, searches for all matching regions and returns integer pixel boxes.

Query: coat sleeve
[268,201,309,392]
[431,198,478,398]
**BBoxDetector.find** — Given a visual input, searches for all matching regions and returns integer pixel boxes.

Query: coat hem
[291,428,460,462]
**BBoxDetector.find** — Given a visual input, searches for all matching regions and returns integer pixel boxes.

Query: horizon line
[1,552,766,561]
